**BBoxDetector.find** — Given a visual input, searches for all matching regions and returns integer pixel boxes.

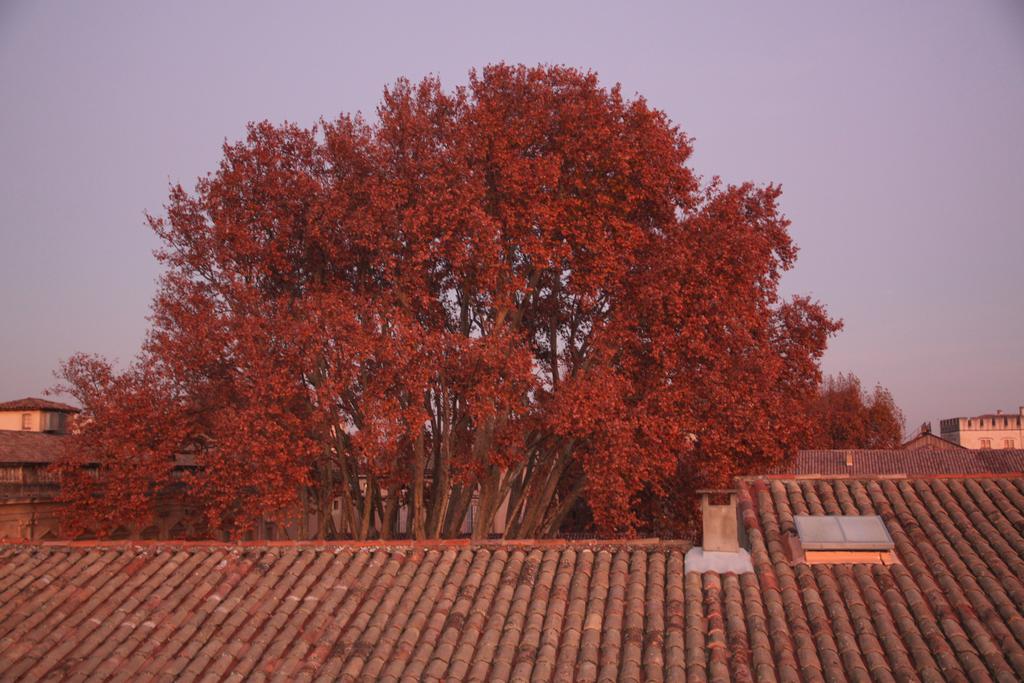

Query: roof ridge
[1,538,693,551]
[0,397,81,412]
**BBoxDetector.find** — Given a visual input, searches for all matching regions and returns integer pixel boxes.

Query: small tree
[807,373,905,449]
[56,64,838,539]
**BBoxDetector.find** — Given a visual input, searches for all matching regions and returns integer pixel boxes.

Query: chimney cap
[697,489,737,505]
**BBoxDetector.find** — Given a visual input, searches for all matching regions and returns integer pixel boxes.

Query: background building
[940,407,1024,449]
[778,448,1024,476]
[899,421,964,450]
[0,396,200,540]
[0,396,79,433]
[0,397,79,540]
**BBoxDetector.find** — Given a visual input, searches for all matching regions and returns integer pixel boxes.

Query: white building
[940,407,1024,449]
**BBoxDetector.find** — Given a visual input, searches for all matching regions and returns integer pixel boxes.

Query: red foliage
[55,64,838,539]
[807,373,906,450]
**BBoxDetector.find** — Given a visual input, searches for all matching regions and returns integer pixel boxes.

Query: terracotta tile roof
[0,397,80,413]
[738,475,1024,682]
[1,475,1023,681]
[0,540,692,681]
[0,433,198,468]
[780,448,1024,476]
[0,432,67,464]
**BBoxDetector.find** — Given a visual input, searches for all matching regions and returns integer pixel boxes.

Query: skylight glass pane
[794,515,894,550]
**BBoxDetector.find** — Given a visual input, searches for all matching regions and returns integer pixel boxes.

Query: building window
[21,413,31,430]
[1006,439,1015,449]
[980,438,992,449]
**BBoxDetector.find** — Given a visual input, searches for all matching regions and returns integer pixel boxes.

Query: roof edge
[743,472,1023,482]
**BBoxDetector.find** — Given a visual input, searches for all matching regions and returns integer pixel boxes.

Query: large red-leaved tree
[55,64,839,539]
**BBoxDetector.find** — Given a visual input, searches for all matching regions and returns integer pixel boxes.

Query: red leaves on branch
[807,374,906,450]
[55,64,838,539]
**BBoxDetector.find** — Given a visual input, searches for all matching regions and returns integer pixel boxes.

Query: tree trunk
[443,483,472,537]
[426,389,452,538]
[380,484,399,540]
[540,475,586,537]
[472,465,501,540]
[516,440,574,538]
[359,474,375,540]
[331,429,364,538]
[411,430,427,540]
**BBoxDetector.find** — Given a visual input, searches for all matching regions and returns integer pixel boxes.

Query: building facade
[940,407,1024,449]
[0,398,82,540]
[0,396,79,433]
[0,397,200,541]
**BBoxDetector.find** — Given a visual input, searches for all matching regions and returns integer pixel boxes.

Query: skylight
[793,515,894,551]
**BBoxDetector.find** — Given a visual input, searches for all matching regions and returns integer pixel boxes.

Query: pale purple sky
[1,2,1022,435]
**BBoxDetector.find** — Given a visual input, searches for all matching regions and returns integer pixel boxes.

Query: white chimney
[698,489,743,552]
[684,489,753,573]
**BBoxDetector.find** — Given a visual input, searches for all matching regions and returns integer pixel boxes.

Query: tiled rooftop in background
[0,398,80,413]
[1,474,1023,681]
[781,448,1024,476]
[0,431,67,464]
[0,432,197,468]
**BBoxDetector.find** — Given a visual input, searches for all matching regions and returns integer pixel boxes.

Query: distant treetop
[807,373,905,450]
